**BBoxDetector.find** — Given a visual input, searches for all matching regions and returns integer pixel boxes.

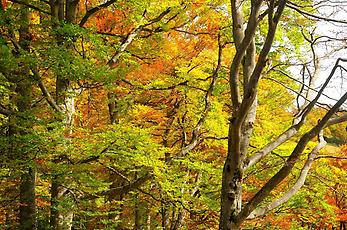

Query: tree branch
[8,0,50,14]
[229,0,263,109]
[174,34,223,159]
[315,155,347,160]
[107,26,143,66]
[107,7,172,66]
[229,0,287,175]
[326,113,347,126]
[77,139,118,164]
[287,1,347,25]
[244,58,347,170]
[30,67,62,113]
[247,131,326,219]
[85,173,152,198]
[239,89,347,223]
[275,69,339,103]
[0,106,14,116]
[143,7,172,27]
[79,0,118,27]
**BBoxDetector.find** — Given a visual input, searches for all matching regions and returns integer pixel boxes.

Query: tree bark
[50,178,59,230]
[220,1,288,228]
[248,131,326,219]
[19,168,36,230]
[49,1,79,228]
[17,3,37,229]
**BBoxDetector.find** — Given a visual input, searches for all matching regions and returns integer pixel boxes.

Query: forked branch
[239,89,347,222]
[247,131,327,219]
[245,58,347,170]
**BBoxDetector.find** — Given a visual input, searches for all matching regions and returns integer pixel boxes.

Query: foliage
[0,0,346,229]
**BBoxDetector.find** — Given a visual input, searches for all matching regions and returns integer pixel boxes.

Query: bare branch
[172,29,212,36]
[275,69,340,103]
[77,139,118,164]
[239,89,347,222]
[296,59,347,119]
[107,26,144,65]
[30,67,62,113]
[262,77,334,111]
[326,113,347,126]
[203,136,228,140]
[174,34,223,159]
[247,131,327,219]
[8,0,50,14]
[86,173,152,198]
[107,8,172,66]
[79,0,118,27]
[245,58,347,170]
[143,7,172,27]
[287,1,347,24]
[147,81,188,90]
[315,155,347,160]
[0,106,14,116]
[96,31,127,39]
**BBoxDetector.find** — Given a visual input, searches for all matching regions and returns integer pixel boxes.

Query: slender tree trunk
[16,2,37,229]
[50,75,75,229]
[19,168,36,230]
[220,1,255,228]
[108,173,125,228]
[134,203,141,229]
[161,205,170,230]
[134,193,143,229]
[50,178,59,229]
[146,208,151,230]
[5,210,14,230]
[170,208,185,230]
[107,92,119,124]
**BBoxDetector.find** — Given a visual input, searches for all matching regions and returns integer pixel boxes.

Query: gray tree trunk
[49,1,79,229]
[220,1,288,228]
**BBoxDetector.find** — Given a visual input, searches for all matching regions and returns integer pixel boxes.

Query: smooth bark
[248,131,326,219]
[49,1,79,228]
[220,1,290,228]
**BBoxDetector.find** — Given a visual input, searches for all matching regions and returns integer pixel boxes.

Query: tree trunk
[220,1,288,227]
[48,1,79,228]
[220,156,242,230]
[170,208,185,230]
[146,209,151,230]
[17,2,37,229]
[108,173,125,228]
[50,178,74,230]
[161,203,170,230]
[134,194,142,229]
[220,1,254,228]
[19,168,36,230]
[50,178,59,230]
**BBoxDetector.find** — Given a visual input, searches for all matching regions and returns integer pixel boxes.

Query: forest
[0,0,347,229]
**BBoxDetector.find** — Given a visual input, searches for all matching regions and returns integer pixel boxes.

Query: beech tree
[219,0,347,229]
